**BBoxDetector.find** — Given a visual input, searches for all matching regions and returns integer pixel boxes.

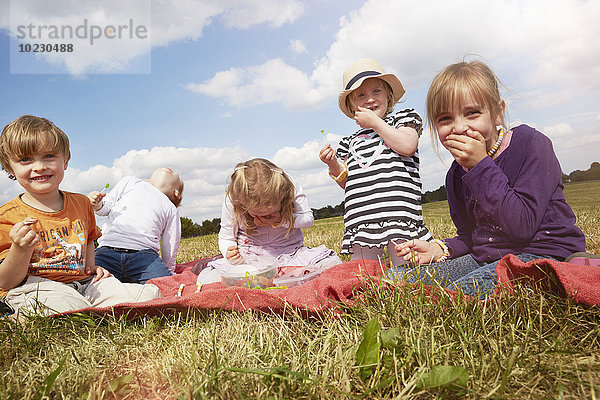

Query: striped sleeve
[390,108,423,136]
[336,135,351,160]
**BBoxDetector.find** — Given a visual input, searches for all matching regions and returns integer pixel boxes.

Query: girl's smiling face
[349,78,389,118]
[434,91,503,152]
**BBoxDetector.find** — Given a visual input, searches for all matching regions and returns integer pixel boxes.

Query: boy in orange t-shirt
[0,115,160,318]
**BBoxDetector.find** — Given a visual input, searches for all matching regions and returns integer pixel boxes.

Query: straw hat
[338,58,405,119]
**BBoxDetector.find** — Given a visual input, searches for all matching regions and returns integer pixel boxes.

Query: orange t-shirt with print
[0,192,102,293]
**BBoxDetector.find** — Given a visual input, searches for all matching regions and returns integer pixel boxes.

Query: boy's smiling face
[9,147,68,198]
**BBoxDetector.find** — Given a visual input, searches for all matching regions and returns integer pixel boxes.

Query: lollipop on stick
[320,129,327,144]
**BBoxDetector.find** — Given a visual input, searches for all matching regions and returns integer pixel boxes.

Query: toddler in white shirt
[88,167,183,283]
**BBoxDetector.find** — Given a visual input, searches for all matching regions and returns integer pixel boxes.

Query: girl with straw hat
[319,58,432,266]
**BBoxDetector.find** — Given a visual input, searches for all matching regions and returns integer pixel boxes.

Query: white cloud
[0,3,7,28]
[323,132,343,152]
[186,58,327,108]
[290,39,307,54]
[320,0,600,91]
[0,0,305,74]
[513,88,575,111]
[416,132,451,192]
[220,0,305,29]
[0,174,20,205]
[8,0,153,74]
[273,141,323,172]
[543,123,575,139]
[188,0,600,110]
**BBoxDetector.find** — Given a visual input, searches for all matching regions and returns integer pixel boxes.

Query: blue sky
[1,0,599,223]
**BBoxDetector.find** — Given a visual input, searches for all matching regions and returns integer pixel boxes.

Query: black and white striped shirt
[337,108,431,252]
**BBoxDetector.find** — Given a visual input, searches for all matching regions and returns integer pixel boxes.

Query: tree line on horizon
[181,162,600,238]
[562,162,600,183]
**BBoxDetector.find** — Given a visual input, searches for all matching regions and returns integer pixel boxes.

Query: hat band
[345,70,382,90]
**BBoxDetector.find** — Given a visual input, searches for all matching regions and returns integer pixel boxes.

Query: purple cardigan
[445,124,586,263]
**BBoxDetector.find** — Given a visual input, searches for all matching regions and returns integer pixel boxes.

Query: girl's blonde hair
[426,61,506,150]
[346,78,396,117]
[0,115,70,179]
[227,158,295,236]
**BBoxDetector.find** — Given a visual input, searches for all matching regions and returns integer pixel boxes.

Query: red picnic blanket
[61,259,387,319]
[496,254,600,306]
[59,254,600,319]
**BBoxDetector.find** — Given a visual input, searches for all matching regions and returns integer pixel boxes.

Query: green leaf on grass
[106,373,135,394]
[35,355,67,400]
[380,327,401,350]
[356,318,380,380]
[416,365,468,390]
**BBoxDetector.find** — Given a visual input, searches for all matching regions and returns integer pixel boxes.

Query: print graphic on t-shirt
[349,131,387,170]
[28,221,87,274]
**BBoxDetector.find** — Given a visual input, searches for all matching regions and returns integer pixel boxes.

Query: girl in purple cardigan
[389,60,586,298]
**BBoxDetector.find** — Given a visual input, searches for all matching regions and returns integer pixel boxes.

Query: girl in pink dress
[196,158,340,284]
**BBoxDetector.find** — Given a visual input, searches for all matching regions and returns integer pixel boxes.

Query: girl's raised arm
[217,195,238,258]
[289,181,314,229]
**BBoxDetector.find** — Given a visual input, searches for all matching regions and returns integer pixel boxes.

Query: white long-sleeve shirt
[96,176,181,271]
[218,178,314,259]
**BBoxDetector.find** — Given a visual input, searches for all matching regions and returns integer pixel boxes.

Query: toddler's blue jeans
[95,246,173,284]
[387,253,557,299]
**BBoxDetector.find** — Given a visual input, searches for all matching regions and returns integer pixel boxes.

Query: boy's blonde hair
[227,158,295,236]
[0,115,71,179]
[426,61,506,150]
[346,78,396,117]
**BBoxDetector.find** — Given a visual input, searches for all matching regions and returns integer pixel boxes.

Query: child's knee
[350,245,382,260]
[6,276,92,316]
[85,277,161,307]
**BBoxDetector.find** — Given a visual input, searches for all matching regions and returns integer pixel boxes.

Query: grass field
[1,181,599,399]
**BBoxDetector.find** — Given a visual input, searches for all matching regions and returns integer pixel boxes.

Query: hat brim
[338,73,405,119]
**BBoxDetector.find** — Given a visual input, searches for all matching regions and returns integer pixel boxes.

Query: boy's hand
[226,245,244,265]
[9,218,40,250]
[87,191,106,211]
[86,265,113,282]
[354,106,382,130]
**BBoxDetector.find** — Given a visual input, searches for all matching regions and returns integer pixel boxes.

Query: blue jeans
[387,253,557,299]
[95,247,173,284]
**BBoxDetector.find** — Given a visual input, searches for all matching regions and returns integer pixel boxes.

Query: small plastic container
[221,264,277,289]
[273,263,334,288]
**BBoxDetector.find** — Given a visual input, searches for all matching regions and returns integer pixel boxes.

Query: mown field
[1,180,599,399]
